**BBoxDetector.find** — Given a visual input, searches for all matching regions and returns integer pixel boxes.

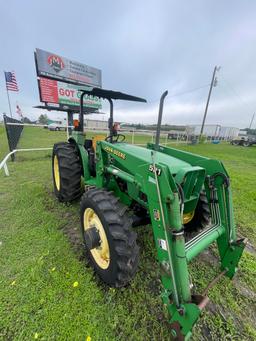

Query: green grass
[0,126,255,340]
[0,124,9,160]
[0,125,171,165]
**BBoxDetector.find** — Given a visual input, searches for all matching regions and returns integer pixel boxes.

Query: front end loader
[52,87,246,340]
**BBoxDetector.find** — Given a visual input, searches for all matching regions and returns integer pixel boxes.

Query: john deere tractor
[52,88,246,340]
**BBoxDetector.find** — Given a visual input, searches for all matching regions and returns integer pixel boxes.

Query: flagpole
[4,71,13,118]
[6,87,12,118]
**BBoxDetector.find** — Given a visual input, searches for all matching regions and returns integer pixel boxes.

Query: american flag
[4,71,19,91]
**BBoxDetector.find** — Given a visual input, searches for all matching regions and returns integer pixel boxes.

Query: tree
[245,128,256,136]
[38,114,48,125]
[22,116,32,124]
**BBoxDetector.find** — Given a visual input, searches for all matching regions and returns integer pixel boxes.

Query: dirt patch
[198,248,220,267]
[245,241,256,256]
[234,279,256,301]
[237,230,256,255]
[43,187,84,256]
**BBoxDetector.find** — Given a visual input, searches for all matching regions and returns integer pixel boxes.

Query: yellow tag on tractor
[52,88,246,340]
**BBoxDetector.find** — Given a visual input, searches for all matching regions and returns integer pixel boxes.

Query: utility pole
[249,113,255,129]
[200,66,220,137]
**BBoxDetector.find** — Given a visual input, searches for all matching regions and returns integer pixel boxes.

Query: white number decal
[149,164,161,176]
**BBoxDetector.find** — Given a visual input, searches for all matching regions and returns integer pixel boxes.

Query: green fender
[68,137,90,181]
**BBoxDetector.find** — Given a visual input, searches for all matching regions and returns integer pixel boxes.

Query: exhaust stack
[155,90,168,149]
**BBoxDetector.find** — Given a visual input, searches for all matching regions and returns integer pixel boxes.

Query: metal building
[84,119,108,129]
[187,124,239,140]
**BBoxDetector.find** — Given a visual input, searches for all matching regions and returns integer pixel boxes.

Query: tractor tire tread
[80,188,139,287]
[52,142,82,202]
[185,191,211,235]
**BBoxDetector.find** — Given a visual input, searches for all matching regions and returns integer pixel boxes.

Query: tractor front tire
[184,191,211,235]
[80,188,139,287]
[52,142,82,202]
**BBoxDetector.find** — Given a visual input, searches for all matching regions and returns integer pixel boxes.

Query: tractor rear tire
[184,191,211,235]
[52,142,82,202]
[80,188,139,287]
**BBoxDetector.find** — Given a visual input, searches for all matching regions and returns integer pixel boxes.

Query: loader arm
[90,141,246,339]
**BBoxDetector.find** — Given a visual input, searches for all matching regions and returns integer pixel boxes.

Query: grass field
[0,125,256,340]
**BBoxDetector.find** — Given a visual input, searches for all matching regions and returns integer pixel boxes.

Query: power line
[221,75,255,113]
[148,83,210,104]
[114,83,210,111]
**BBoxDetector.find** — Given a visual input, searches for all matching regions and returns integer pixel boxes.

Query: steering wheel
[105,134,126,143]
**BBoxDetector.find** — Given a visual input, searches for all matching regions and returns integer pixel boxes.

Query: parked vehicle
[231,130,256,147]
[48,120,67,131]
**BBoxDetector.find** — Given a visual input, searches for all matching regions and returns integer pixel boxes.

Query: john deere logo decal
[104,146,126,160]
[47,55,65,73]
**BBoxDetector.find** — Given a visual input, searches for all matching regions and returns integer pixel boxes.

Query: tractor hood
[102,142,206,214]
[113,143,190,174]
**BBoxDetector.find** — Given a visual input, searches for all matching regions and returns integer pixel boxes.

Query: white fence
[0,122,188,176]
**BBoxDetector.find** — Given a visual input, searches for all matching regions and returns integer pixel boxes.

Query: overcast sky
[0,0,256,128]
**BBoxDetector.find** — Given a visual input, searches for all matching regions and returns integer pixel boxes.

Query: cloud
[0,0,256,129]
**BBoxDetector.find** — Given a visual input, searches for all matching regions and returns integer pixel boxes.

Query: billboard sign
[39,78,102,110]
[35,48,102,87]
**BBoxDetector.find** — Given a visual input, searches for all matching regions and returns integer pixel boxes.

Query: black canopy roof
[79,87,147,103]
[34,105,97,114]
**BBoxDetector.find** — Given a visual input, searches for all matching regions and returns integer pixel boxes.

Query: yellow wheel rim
[83,208,110,269]
[183,211,195,224]
[53,155,60,191]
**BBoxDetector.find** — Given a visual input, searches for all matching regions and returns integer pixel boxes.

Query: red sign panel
[39,78,58,103]
[38,77,101,110]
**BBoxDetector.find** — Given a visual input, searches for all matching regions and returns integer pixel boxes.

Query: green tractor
[52,88,246,340]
